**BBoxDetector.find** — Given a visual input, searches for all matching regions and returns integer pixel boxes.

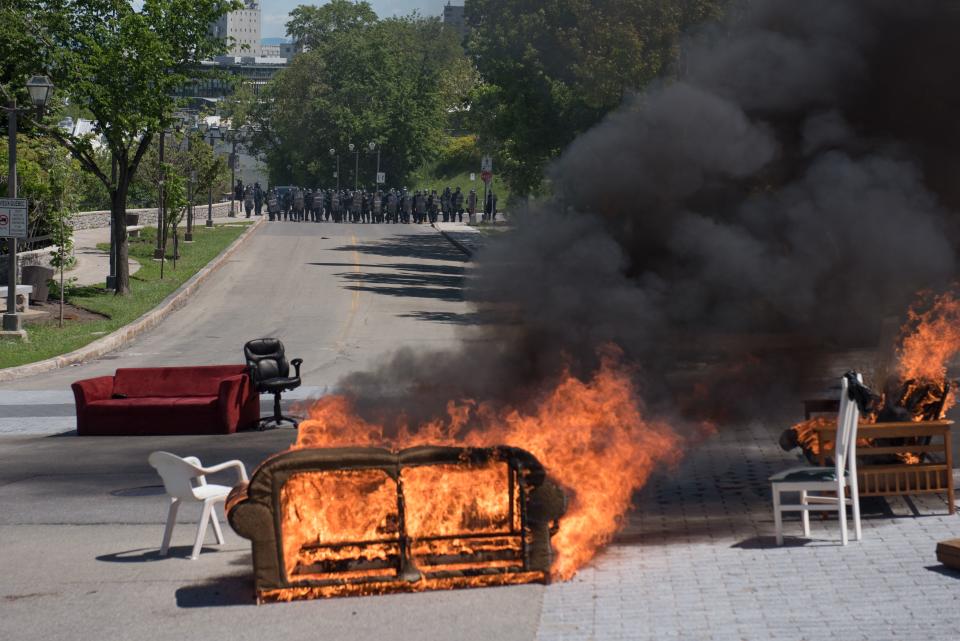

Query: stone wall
[1,200,238,281]
[69,200,235,230]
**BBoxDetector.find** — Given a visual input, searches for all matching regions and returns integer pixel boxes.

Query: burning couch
[227,445,566,602]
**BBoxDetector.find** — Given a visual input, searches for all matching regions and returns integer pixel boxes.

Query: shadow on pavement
[332,233,466,262]
[925,564,960,579]
[97,547,179,563]
[398,310,486,325]
[175,573,256,608]
[308,261,465,276]
[730,536,813,549]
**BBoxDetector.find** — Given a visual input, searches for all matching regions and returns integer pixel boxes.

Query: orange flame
[898,289,960,383]
[292,348,684,580]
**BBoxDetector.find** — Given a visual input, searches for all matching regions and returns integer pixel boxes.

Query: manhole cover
[110,485,165,497]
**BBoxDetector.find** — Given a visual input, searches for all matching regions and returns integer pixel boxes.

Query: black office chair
[243,338,303,430]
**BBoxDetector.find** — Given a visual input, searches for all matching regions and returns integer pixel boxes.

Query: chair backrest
[834,372,863,481]
[244,338,290,385]
[148,451,205,501]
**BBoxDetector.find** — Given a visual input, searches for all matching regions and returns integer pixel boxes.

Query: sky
[261,1,453,39]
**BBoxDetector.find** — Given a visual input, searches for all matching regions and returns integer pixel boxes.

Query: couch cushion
[83,396,221,435]
[113,365,246,398]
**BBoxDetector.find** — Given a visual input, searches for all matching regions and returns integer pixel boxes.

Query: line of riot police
[261,185,498,224]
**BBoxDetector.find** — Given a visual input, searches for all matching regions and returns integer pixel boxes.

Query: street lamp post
[3,75,54,337]
[228,130,238,218]
[153,128,167,260]
[201,122,222,228]
[349,143,358,191]
[106,153,117,289]
[368,142,380,188]
[185,132,194,242]
[329,149,339,191]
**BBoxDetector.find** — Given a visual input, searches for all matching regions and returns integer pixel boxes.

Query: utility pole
[3,99,19,334]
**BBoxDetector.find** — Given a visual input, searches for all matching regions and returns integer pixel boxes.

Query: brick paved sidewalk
[537,415,960,641]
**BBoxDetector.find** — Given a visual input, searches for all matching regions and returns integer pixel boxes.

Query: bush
[435,135,478,177]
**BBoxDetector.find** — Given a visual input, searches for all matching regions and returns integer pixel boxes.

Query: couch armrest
[71,376,115,409]
[217,374,248,433]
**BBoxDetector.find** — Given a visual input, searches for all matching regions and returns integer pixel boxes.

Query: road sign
[470,173,476,181]
[481,170,493,184]
[376,172,386,184]
[0,198,28,238]
[481,155,493,172]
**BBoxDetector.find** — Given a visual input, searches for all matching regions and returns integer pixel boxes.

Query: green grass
[407,165,511,205]
[0,222,252,370]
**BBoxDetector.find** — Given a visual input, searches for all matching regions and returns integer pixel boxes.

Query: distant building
[174,56,288,101]
[262,42,300,60]
[443,2,467,38]
[211,1,262,57]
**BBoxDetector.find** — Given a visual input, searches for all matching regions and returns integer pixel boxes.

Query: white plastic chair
[769,373,863,546]
[147,451,248,560]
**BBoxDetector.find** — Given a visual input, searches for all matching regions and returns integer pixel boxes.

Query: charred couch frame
[227,445,566,602]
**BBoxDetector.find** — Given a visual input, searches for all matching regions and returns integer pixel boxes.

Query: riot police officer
[453,187,464,222]
[467,189,478,224]
[243,185,254,218]
[402,189,413,223]
[254,182,264,216]
[267,188,279,221]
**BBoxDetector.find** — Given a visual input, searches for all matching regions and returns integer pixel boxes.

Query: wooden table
[815,419,955,514]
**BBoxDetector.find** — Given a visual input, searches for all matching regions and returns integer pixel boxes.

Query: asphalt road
[0,221,546,641]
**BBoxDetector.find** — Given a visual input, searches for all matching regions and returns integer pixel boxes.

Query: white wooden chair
[147,451,248,560]
[769,373,863,545]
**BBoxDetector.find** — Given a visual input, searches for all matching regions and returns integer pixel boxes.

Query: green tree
[465,0,728,196]
[286,0,377,51]
[245,9,473,188]
[3,0,239,294]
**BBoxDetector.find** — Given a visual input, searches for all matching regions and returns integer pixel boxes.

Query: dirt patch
[24,300,109,326]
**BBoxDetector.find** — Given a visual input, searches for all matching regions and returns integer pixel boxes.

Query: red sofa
[72,365,259,436]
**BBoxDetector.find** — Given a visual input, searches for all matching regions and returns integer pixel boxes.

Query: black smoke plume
[340,0,960,424]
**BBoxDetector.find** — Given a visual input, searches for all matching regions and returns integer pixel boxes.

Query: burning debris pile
[783,290,960,462]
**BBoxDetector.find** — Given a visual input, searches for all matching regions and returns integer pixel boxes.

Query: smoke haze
[340,0,960,424]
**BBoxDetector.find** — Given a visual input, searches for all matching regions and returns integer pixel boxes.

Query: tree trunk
[111,177,131,295]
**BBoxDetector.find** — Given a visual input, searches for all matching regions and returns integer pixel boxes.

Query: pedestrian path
[434,221,486,256]
[536,415,960,641]
[67,216,247,287]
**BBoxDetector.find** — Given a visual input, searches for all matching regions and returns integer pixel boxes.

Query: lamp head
[26,75,55,111]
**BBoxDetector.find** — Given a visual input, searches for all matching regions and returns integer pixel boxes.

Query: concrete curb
[432,224,474,258]
[0,218,264,383]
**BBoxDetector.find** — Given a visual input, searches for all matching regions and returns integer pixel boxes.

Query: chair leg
[850,478,862,542]
[838,483,848,546]
[800,490,810,538]
[191,500,213,560]
[209,503,225,545]
[273,391,283,421]
[772,486,783,546]
[258,390,299,429]
[160,497,179,556]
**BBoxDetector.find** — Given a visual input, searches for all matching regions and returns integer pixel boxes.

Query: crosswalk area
[0,387,330,435]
